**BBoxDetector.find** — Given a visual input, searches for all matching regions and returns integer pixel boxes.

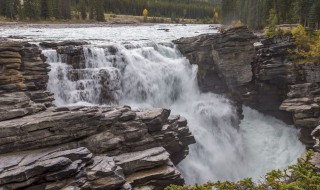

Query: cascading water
[43,42,306,184]
[1,24,305,184]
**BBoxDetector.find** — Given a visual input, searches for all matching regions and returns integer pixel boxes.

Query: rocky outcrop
[174,26,257,94]
[0,39,196,189]
[0,102,195,189]
[174,26,257,120]
[0,40,53,122]
[243,36,297,123]
[280,62,320,145]
[175,26,320,148]
[0,40,50,92]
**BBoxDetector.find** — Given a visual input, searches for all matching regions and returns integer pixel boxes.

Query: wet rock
[39,41,89,49]
[138,108,171,132]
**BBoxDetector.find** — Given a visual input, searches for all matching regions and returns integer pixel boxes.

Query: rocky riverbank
[0,39,195,189]
[174,26,320,148]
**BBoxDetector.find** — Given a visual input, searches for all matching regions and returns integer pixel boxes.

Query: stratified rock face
[243,36,297,123]
[0,40,54,122]
[174,26,257,94]
[0,39,196,189]
[0,40,50,92]
[0,105,194,189]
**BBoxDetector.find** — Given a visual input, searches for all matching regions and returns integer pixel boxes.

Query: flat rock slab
[115,147,170,175]
[0,147,92,188]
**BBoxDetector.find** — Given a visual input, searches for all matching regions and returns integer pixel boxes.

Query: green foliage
[265,9,279,38]
[0,0,318,27]
[291,24,320,61]
[166,150,320,190]
[220,0,320,29]
[0,0,217,22]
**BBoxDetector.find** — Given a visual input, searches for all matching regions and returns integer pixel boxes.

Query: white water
[0,24,306,184]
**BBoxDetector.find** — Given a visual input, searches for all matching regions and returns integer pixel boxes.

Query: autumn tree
[143,8,148,22]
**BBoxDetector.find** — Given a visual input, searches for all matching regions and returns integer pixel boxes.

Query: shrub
[165,150,320,190]
[291,25,320,61]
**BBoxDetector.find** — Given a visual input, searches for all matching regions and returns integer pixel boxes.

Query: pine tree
[80,0,87,20]
[89,6,94,20]
[308,3,317,30]
[24,0,40,20]
[95,0,105,21]
[40,0,50,19]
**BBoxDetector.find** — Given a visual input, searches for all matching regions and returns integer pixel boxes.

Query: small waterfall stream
[43,42,306,184]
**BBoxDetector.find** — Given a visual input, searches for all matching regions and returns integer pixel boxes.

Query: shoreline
[0,22,213,29]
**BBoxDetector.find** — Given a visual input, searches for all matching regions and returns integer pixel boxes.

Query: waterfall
[44,42,306,184]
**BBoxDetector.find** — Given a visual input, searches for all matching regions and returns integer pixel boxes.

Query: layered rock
[280,62,320,145]
[0,40,50,92]
[174,26,257,120]
[244,36,297,123]
[174,26,257,94]
[0,39,196,189]
[175,26,320,148]
[0,40,53,122]
[0,104,194,189]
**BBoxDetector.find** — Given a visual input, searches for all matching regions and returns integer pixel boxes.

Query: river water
[0,24,305,184]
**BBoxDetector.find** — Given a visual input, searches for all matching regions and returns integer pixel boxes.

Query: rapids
[0,24,306,184]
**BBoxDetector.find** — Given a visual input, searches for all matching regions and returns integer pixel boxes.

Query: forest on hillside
[0,0,216,21]
[221,0,320,30]
[0,0,319,30]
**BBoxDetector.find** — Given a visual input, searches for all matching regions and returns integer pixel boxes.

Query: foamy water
[0,24,306,184]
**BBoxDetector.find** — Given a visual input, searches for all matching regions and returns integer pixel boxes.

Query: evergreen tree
[95,0,105,21]
[80,0,87,20]
[308,3,317,29]
[24,0,40,20]
[40,0,50,19]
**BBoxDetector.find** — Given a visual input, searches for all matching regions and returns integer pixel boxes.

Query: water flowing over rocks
[175,26,320,149]
[174,26,257,94]
[0,40,195,189]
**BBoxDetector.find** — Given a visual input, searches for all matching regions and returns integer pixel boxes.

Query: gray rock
[114,147,170,175]
[86,156,125,189]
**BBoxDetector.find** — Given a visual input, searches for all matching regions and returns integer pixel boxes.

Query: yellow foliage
[292,24,310,51]
[213,11,219,24]
[291,25,320,61]
[143,9,149,17]
[230,20,244,27]
[214,12,218,19]
[310,31,320,59]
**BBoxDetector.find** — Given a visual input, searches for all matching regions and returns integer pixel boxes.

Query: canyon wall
[174,26,320,147]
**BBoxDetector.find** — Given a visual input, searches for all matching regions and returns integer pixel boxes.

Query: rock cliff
[174,26,257,94]
[174,26,257,119]
[0,40,195,189]
[174,26,320,148]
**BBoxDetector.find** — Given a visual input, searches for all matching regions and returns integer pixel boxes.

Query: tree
[24,0,40,20]
[40,0,50,19]
[213,11,219,24]
[265,9,278,38]
[95,0,105,21]
[60,0,71,20]
[143,8,148,22]
[80,0,87,20]
[308,3,317,29]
